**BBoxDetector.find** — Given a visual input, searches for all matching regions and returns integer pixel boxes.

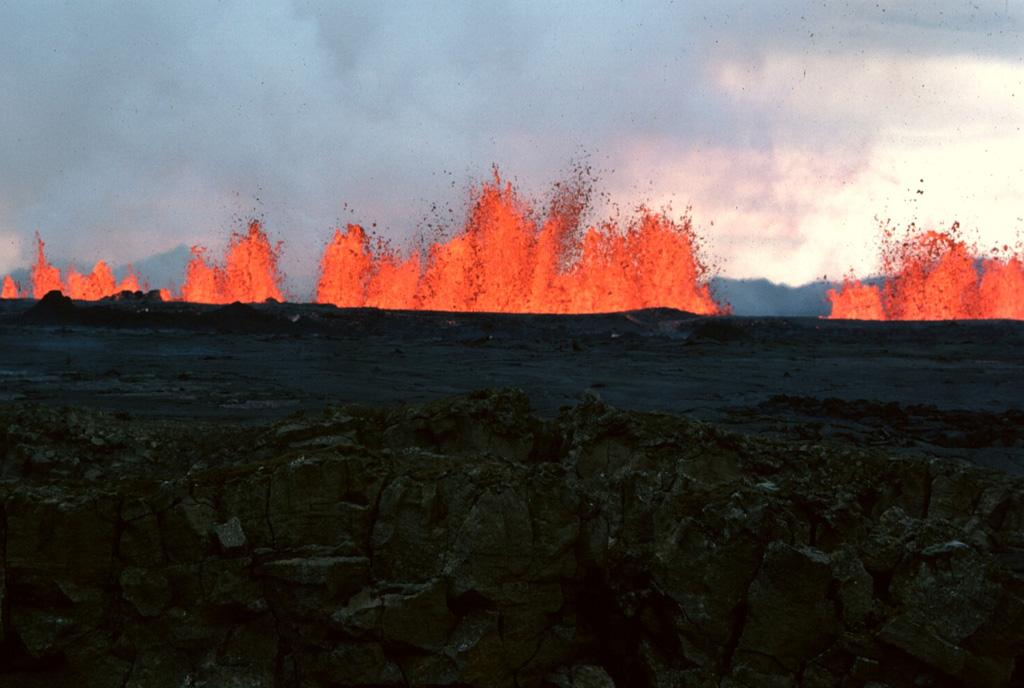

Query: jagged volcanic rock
[1,389,1023,687]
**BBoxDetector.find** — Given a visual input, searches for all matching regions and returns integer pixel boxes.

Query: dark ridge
[4,297,1024,352]
[196,301,295,334]
[101,289,165,303]
[14,289,78,324]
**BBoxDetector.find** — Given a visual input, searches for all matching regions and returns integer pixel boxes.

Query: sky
[1,1,1022,295]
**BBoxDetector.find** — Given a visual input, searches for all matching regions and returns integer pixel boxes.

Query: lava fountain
[2,276,19,299]
[1,169,725,314]
[827,221,1024,320]
[18,234,141,300]
[181,221,284,304]
[316,171,724,314]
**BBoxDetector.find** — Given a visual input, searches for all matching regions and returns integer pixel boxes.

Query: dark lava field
[2,292,1022,475]
[1,292,1023,687]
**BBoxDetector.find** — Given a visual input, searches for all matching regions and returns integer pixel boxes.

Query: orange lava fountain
[828,221,1024,320]
[66,262,140,300]
[2,276,19,299]
[17,234,140,300]
[316,171,724,314]
[825,278,885,321]
[1,171,724,313]
[315,224,423,310]
[30,234,63,298]
[180,221,284,304]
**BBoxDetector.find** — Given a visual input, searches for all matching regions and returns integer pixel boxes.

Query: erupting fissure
[316,171,722,314]
[181,221,284,304]
[827,221,1024,320]
[19,234,142,300]
[2,171,725,315]
[7,172,1022,320]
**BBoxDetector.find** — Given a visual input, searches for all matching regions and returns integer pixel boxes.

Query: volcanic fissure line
[2,172,1022,320]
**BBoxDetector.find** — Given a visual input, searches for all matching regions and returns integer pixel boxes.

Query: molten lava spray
[1,170,723,313]
[181,221,284,304]
[315,224,423,310]
[2,276,19,299]
[316,171,723,314]
[30,234,63,299]
[828,221,1024,320]
[66,262,140,301]
[23,233,139,300]
[8,179,1023,320]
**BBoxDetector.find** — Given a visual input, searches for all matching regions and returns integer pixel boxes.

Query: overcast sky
[2,1,1022,294]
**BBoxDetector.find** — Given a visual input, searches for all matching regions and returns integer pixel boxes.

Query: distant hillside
[124,244,193,292]
[709,277,834,317]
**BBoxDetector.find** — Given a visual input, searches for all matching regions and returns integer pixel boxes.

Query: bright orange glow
[315,225,376,308]
[825,279,884,321]
[22,233,142,301]
[828,222,1024,320]
[66,261,140,300]
[180,246,221,304]
[222,221,284,303]
[8,190,1021,319]
[1,275,19,299]
[0,172,722,311]
[979,257,1024,319]
[30,234,64,299]
[366,251,421,310]
[315,224,423,310]
[316,171,724,314]
[181,221,284,304]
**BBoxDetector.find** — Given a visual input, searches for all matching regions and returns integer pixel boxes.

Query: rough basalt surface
[1,388,1023,687]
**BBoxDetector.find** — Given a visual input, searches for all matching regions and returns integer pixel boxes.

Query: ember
[828,221,1024,320]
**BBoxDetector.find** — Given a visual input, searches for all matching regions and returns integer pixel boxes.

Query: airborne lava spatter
[0,170,718,311]
[316,171,724,314]
[2,276,19,299]
[181,221,285,304]
[20,233,140,300]
[9,171,1022,319]
[30,234,63,299]
[827,221,1024,320]
[0,171,723,312]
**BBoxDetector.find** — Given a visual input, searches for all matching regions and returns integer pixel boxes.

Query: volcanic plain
[2,293,1022,475]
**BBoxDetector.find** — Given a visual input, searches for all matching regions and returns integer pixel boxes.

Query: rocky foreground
[1,389,1023,687]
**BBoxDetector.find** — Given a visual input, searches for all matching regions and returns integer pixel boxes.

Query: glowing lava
[30,234,63,298]
[2,276,19,299]
[0,171,723,313]
[181,221,284,304]
[316,171,724,314]
[825,279,884,321]
[14,234,140,300]
[828,222,1024,320]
